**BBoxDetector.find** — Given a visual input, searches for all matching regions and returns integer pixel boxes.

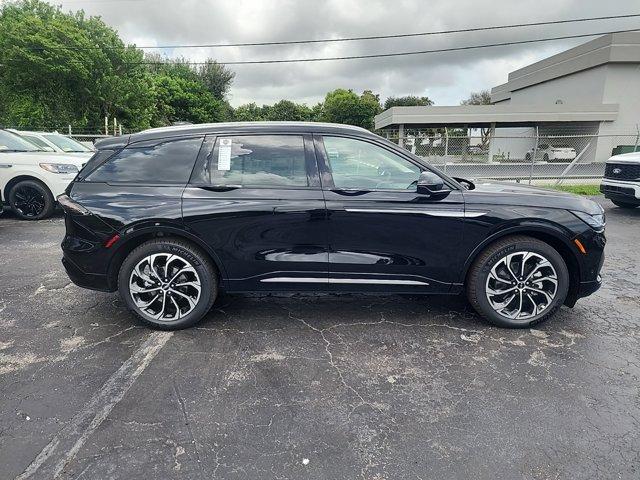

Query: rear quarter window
[85,137,203,184]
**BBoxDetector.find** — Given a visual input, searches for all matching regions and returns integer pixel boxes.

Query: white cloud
[51,0,640,106]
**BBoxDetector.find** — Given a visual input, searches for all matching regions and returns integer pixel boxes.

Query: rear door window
[85,137,203,184]
[192,135,309,187]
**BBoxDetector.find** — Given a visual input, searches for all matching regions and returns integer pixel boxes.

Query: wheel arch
[461,225,581,307]
[105,225,228,291]
[3,174,53,202]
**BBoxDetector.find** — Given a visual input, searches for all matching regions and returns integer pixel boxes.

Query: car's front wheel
[466,235,569,328]
[118,238,218,330]
[9,179,55,220]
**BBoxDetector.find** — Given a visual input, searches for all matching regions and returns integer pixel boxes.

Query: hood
[0,150,86,167]
[608,151,640,164]
[464,181,603,214]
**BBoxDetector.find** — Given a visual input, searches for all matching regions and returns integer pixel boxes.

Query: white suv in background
[9,129,94,155]
[600,151,640,209]
[0,129,86,220]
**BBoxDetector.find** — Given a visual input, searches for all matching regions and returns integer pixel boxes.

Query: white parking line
[15,331,173,479]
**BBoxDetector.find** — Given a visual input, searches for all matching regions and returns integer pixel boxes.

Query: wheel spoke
[168,266,196,285]
[169,288,197,309]
[130,284,161,294]
[173,281,201,293]
[524,286,553,305]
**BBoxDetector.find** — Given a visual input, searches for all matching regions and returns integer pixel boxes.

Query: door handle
[330,188,370,196]
[195,184,242,192]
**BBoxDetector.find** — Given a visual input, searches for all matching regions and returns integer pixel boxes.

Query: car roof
[95,122,377,150]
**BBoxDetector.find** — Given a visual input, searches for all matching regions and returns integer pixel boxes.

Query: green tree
[383,95,433,110]
[0,0,155,131]
[197,60,235,100]
[150,74,226,126]
[321,89,381,130]
[460,89,492,105]
[232,102,266,121]
[265,100,312,121]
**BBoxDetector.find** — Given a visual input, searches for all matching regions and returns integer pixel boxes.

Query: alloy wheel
[485,251,558,321]
[13,185,46,217]
[129,253,201,322]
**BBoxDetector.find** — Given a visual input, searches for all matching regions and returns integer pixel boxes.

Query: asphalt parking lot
[0,197,639,480]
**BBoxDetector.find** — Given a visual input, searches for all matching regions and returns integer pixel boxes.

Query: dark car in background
[59,122,606,330]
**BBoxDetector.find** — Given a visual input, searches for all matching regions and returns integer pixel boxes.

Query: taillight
[57,194,90,215]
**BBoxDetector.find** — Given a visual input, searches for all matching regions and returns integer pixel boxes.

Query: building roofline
[490,31,640,102]
[374,104,619,129]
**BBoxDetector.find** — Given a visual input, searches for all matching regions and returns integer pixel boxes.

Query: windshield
[0,130,40,152]
[43,134,93,152]
[21,135,53,151]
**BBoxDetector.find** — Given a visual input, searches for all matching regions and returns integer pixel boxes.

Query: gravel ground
[0,197,638,480]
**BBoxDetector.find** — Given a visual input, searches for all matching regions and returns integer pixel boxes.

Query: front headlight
[39,163,79,174]
[570,210,605,232]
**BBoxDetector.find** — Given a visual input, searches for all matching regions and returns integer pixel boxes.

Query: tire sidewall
[118,240,216,329]
[9,180,54,220]
[473,239,569,328]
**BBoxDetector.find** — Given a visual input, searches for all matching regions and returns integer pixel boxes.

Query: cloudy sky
[47,0,640,107]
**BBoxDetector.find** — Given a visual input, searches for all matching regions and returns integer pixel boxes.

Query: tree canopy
[0,0,435,133]
[383,95,433,110]
[461,90,492,105]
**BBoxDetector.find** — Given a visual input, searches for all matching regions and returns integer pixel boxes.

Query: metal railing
[380,129,640,184]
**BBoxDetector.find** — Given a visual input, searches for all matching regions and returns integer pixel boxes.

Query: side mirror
[417,171,445,195]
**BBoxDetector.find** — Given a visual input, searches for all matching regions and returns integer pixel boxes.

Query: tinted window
[194,135,308,187]
[323,136,421,190]
[86,137,203,184]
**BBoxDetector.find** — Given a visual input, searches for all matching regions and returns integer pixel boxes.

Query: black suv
[59,122,606,330]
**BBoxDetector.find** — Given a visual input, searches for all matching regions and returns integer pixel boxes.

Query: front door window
[322,136,421,190]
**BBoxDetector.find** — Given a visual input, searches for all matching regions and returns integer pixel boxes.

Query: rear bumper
[62,255,112,292]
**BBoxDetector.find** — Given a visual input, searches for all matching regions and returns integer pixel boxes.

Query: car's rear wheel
[9,180,55,220]
[543,153,550,162]
[118,238,217,330]
[611,200,639,209]
[524,153,531,162]
[466,235,569,328]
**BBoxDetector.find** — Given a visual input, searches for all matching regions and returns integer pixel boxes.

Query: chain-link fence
[381,128,640,184]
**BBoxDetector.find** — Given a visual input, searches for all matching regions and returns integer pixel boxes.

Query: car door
[315,134,465,293]
[182,133,328,292]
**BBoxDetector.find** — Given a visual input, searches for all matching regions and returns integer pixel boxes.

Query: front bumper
[577,275,602,299]
[600,179,640,203]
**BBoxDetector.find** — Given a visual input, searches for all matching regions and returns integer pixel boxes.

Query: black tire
[524,153,531,162]
[611,200,639,209]
[9,179,55,220]
[118,238,217,330]
[466,235,569,328]
[543,153,550,162]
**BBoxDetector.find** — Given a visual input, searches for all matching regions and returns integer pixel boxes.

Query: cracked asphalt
[0,196,639,480]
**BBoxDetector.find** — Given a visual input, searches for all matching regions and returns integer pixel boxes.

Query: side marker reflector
[104,234,121,248]
[574,238,587,254]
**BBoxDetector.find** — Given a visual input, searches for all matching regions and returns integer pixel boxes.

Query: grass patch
[544,184,601,195]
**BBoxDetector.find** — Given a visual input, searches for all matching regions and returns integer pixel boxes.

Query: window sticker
[218,138,232,170]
